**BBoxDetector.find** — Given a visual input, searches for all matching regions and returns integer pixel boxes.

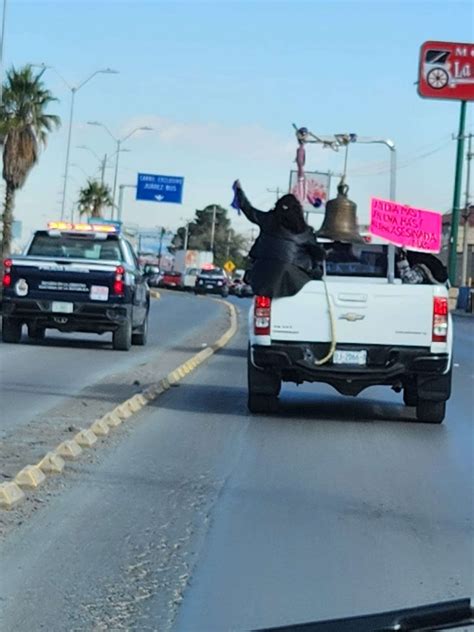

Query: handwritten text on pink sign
[370,198,442,252]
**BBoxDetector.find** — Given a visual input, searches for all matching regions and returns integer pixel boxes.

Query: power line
[350,139,452,177]
[349,134,453,176]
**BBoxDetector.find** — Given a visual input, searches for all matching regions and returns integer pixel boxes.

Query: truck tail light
[254,295,271,336]
[2,258,12,288]
[113,265,125,296]
[432,296,448,342]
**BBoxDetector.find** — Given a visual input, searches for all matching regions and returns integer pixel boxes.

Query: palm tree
[77,179,113,219]
[0,65,60,256]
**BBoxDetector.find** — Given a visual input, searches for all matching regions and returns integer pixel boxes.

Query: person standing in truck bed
[233,180,325,299]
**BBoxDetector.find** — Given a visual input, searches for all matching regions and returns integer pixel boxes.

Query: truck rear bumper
[252,342,450,397]
[2,298,131,333]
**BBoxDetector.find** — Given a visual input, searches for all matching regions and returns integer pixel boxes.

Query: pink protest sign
[370,197,442,252]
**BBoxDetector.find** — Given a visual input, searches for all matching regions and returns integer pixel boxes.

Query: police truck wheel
[132,314,148,346]
[2,317,22,343]
[416,399,446,424]
[113,318,132,351]
[27,323,46,341]
[403,384,418,407]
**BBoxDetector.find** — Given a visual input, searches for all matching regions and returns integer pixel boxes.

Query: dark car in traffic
[194,267,229,297]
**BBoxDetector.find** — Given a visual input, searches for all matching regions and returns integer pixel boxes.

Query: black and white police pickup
[248,241,453,423]
[2,221,150,350]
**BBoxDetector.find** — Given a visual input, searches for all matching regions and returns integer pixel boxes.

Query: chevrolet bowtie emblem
[339,312,365,322]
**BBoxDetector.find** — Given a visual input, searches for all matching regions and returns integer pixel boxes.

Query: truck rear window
[28,233,124,261]
[323,243,388,277]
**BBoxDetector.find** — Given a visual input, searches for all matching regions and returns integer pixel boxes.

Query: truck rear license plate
[333,350,367,365]
[90,285,109,301]
[52,301,73,314]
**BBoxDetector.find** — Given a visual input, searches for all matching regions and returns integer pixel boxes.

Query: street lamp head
[87,121,102,127]
[100,68,119,75]
[139,126,154,131]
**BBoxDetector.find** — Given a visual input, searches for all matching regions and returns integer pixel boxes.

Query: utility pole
[158,227,166,266]
[117,184,136,223]
[448,101,468,284]
[100,154,107,185]
[461,133,473,286]
[267,187,282,201]
[184,222,190,252]
[225,230,231,260]
[210,205,218,253]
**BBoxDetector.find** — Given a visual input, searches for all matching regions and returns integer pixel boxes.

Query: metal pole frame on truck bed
[292,126,397,282]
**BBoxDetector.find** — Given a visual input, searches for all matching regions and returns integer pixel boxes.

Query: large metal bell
[317,182,364,243]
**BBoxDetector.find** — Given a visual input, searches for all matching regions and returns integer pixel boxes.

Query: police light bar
[48,221,119,233]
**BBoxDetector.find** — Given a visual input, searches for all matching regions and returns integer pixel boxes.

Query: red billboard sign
[418,41,474,101]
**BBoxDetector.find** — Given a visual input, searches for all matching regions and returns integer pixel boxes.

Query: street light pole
[49,67,119,220]
[448,101,468,285]
[87,122,153,214]
[461,133,473,286]
[61,89,76,220]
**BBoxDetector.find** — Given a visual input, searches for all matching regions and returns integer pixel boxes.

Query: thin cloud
[120,115,295,162]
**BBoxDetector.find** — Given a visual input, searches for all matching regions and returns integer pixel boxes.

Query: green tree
[0,65,60,256]
[172,204,251,269]
[77,180,113,219]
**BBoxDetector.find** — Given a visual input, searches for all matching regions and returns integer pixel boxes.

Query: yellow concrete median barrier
[128,396,144,413]
[90,418,110,436]
[0,482,25,509]
[75,429,98,448]
[3,300,238,514]
[37,452,65,474]
[55,440,83,460]
[104,411,123,428]
[15,465,47,489]
[116,403,133,420]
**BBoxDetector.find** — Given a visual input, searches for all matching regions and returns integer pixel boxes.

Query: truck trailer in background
[173,250,214,274]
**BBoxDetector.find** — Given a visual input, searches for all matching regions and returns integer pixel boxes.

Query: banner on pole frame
[369,197,442,253]
[289,170,330,214]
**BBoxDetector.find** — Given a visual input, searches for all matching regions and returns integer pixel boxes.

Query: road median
[0,299,237,511]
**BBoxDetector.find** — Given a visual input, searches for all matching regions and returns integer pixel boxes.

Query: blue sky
[5,0,474,242]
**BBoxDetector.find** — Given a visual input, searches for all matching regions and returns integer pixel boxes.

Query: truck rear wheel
[132,313,148,346]
[247,345,280,414]
[113,318,132,351]
[416,400,446,424]
[403,384,418,407]
[2,318,22,343]
[248,393,279,414]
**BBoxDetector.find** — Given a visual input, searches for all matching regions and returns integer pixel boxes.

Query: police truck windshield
[28,232,124,261]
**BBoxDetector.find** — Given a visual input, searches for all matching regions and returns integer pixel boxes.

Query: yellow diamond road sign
[224,260,236,274]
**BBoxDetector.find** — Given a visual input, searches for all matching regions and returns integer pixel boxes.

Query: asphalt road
[0,300,472,631]
[0,291,222,440]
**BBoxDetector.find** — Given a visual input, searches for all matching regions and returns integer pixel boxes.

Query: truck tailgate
[9,257,118,302]
[271,279,435,347]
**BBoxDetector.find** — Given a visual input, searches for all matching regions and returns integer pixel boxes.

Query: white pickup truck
[247,242,452,423]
